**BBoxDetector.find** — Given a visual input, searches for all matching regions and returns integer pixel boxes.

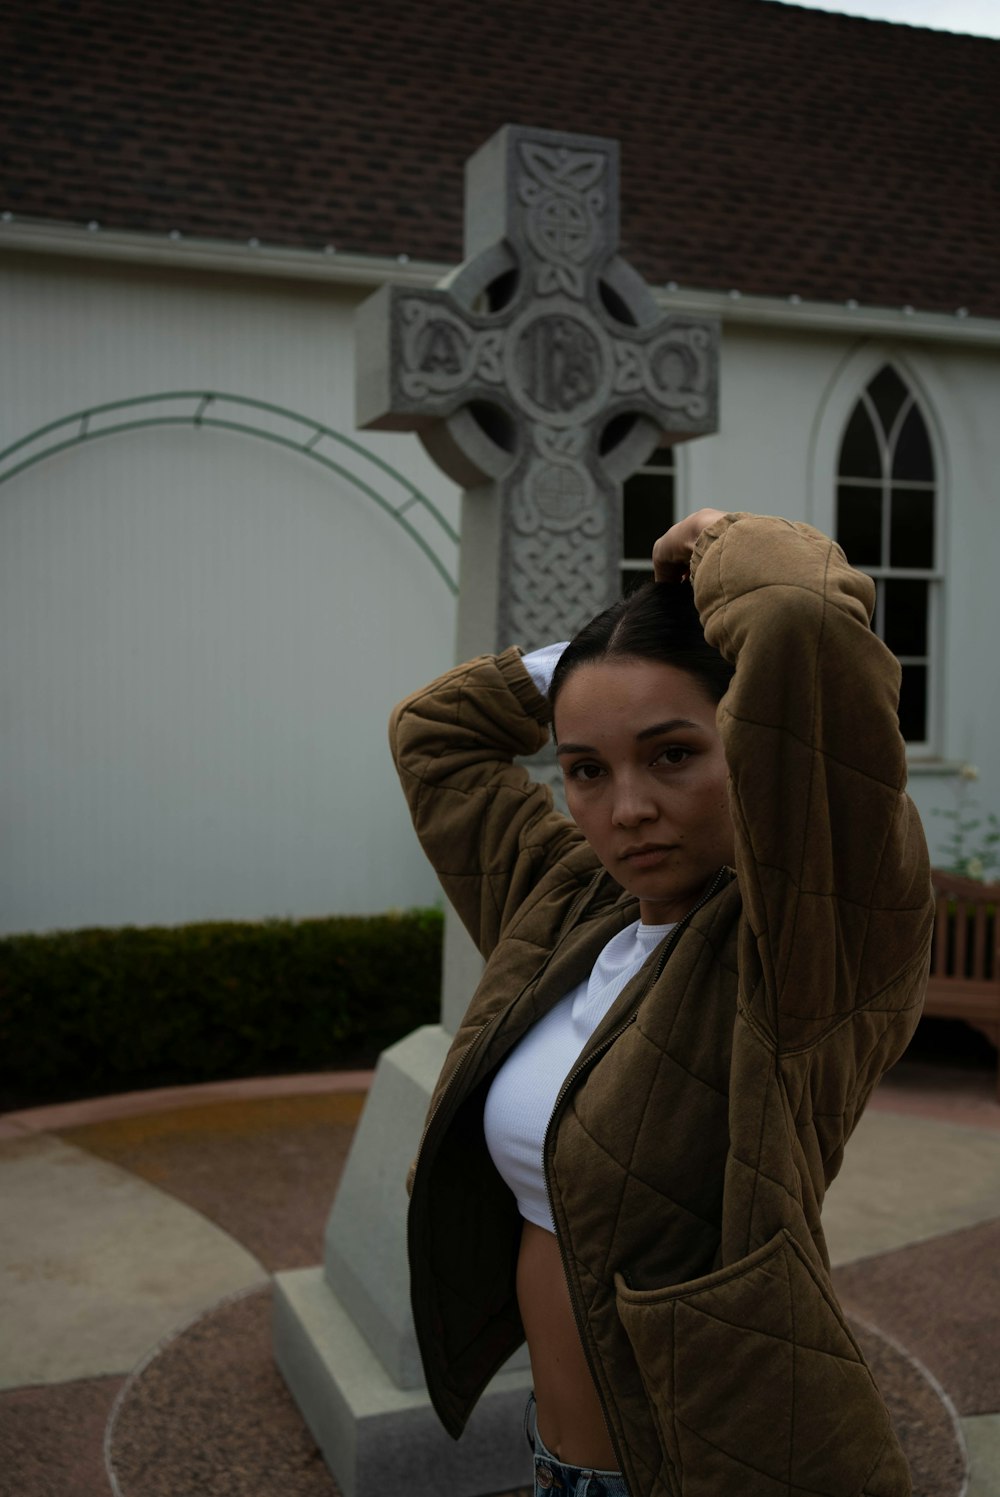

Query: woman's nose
[611,777,657,827]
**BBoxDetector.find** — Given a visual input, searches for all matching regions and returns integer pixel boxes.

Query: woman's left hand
[652,508,727,582]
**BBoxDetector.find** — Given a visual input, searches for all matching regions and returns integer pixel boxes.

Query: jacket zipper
[541,864,732,1483]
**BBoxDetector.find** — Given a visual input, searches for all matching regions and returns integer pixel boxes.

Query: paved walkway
[0,1058,997,1497]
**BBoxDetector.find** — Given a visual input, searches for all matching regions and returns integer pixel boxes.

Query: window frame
[834,367,943,756]
[619,443,679,594]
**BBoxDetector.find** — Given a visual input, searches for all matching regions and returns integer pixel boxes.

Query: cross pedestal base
[273,1272,531,1497]
[273,1023,532,1497]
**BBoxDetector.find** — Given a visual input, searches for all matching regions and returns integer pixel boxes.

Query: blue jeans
[525,1393,631,1496]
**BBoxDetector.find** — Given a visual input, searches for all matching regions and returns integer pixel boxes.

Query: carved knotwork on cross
[355,124,719,654]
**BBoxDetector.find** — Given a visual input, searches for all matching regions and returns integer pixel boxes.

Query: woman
[391,509,933,1497]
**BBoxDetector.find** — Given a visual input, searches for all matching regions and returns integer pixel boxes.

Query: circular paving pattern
[106,1286,965,1497]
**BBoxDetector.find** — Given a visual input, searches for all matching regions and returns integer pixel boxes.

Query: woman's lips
[621,844,676,868]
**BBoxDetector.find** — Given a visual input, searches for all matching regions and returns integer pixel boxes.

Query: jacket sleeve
[689,513,932,1058]
[388,646,586,960]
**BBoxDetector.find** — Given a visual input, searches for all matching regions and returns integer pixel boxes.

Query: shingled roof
[3,0,999,318]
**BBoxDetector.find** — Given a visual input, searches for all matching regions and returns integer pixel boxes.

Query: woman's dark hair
[549,580,734,717]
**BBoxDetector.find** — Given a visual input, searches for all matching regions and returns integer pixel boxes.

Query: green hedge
[0,908,443,1110]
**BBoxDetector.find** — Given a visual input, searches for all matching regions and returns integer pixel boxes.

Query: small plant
[932,764,1000,881]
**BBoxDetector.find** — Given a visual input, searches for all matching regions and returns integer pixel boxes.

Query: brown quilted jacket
[390,514,933,1497]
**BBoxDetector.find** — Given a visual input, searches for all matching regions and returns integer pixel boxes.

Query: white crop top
[483,918,675,1232]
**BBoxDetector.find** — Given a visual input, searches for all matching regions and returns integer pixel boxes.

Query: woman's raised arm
[679,512,932,1068]
[389,647,587,960]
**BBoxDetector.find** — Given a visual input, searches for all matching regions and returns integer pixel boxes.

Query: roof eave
[3,216,999,346]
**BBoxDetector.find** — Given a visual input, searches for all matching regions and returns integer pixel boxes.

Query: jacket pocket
[614,1229,908,1497]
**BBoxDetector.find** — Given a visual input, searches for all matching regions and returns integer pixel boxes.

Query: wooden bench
[921,870,1000,1097]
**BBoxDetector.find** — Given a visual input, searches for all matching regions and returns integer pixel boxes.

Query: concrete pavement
[0,1057,997,1496]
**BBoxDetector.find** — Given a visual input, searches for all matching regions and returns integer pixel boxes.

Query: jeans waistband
[525,1393,630,1496]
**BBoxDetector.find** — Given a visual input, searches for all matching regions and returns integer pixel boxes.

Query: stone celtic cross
[356,123,719,655]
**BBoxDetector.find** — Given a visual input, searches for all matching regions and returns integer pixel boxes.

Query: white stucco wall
[2,251,998,935]
[0,252,461,934]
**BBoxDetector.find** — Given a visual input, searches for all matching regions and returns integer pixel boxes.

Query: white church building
[2,0,998,936]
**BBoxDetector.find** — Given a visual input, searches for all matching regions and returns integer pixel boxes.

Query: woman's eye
[568,762,605,781]
[656,745,691,766]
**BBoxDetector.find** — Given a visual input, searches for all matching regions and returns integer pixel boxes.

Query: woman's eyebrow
[556,719,701,755]
[636,718,700,741]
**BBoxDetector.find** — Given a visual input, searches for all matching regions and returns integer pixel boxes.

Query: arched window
[836,365,938,746]
[621,446,675,593]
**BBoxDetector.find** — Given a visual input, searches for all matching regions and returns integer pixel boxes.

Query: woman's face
[554,656,734,925]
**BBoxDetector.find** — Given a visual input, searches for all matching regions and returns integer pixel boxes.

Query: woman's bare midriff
[517,1218,619,1469]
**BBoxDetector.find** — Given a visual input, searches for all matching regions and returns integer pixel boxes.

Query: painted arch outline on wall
[0,391,459,594]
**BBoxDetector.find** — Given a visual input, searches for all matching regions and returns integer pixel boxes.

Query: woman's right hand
[652,508,727,583]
